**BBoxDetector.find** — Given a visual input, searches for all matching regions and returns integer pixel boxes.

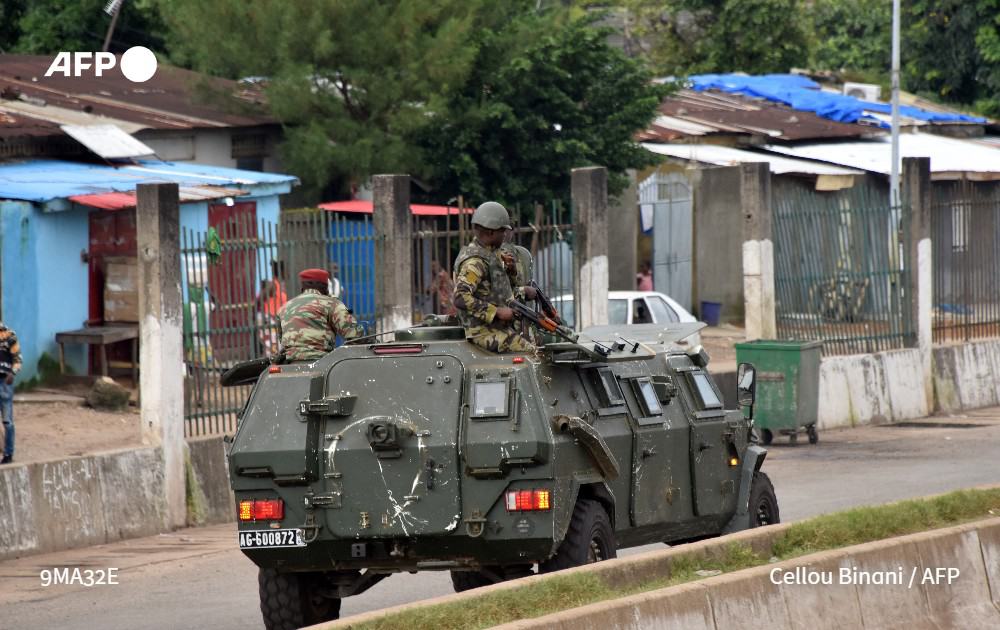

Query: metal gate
[180,209,376,437]
[640,172,693,311]
[410,200,578,327]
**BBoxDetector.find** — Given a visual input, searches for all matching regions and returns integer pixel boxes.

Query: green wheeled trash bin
[734,340,821,445]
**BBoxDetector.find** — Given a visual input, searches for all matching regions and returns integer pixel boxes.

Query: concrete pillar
[741,162,776,340]
[573,167,610,329]
[607,170,639,291]
[373,174,413,332]
[136,183,186,529]
[902,157,933,409]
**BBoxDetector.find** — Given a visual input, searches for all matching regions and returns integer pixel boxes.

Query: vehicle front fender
[721,445,767,534]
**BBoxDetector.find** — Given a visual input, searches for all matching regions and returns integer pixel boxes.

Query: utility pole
[102,0,124,53]
[890,0,901,206]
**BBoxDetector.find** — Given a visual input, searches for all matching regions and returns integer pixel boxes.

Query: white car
[552,290,701,344]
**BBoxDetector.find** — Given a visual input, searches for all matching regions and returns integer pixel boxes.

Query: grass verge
[347,488,1000,630]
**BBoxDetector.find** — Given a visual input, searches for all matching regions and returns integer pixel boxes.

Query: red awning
[69,191,136,210]
[318,200,471,216]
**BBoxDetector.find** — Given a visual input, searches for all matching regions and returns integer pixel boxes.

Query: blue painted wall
[0,202,88,382]
[2,191,286,382]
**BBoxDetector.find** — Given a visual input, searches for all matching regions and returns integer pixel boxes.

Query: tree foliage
[3,0,164,54]
[808,0,891,79]
[417,14,668,205]
[159,1,665,202]
[616,0,811,76]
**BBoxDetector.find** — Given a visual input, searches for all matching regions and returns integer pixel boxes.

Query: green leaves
[419,13,668,205]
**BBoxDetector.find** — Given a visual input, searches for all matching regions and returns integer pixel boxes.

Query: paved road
[3,408,1000,630]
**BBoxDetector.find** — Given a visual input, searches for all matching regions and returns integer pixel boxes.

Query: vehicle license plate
[239,529,305,549]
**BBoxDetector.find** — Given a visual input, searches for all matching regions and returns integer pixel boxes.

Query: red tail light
[372,344,424,355]
[238,499,285,521]
[504,489,551,512]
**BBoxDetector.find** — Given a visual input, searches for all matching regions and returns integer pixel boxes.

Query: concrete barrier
[817,348,929,430]
[319,515,1000,630]
[0,436,234,561]
[933,339,1000,414]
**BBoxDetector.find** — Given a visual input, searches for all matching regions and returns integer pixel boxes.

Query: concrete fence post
[136,183,186,528]
[903,157,933,409]
[607,169,639,291]
[741,162,776,340]
[373,174,413,332]
[572,166,610,329]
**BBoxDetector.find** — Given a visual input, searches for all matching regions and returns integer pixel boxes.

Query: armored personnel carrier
[225,322,777,629]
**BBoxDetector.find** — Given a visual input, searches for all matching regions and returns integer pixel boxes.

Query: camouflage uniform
[278,289,364,361]
[453,241,535,353]
[501,242,533,289]
[500,242,536,342]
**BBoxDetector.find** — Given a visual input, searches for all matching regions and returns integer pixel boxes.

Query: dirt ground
[4,389,143,465]
[700,323,745,373]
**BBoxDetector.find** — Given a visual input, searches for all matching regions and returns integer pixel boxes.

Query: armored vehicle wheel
[450,570,495,592]
[760,429,774,445]
[540,499,616,573]
[748,472,780,528]
[259,568,341,630]
[807,424,819,444]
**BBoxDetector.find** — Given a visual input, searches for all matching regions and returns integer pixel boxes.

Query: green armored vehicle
[226,322,777,629]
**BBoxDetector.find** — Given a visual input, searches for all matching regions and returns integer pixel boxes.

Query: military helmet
[471,201,512,230]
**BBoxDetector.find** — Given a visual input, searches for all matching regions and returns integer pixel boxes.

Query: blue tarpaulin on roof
[688,74,987,127]
[0,159,297,203]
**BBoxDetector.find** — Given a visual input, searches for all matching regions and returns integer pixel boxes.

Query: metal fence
[931,181,1000,343]
[181,209,376,437]
[773,187,913,355]
[411,200,578,327]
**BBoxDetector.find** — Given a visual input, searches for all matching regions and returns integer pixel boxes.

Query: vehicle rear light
[237,499,284,521]
[372,344,424,355]
[504,489,552,512]
[268,365,281,373]
[512,357,525,364]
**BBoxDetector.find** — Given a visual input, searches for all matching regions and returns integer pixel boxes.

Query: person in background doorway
[328,262,343,300]
[0,322,21,464]
[636,261,653,291]
[428,260,457,315]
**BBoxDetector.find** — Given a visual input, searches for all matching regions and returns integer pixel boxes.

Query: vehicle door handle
[698,442,713,451]
[642,447,656,458]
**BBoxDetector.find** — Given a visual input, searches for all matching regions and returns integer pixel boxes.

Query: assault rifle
[530,281,563,325]
[508,299,578,344]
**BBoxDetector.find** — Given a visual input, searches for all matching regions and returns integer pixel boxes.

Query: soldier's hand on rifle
[523,286,538,300]
[496,307,515,321]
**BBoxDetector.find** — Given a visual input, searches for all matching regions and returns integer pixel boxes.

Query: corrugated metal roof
[318,200,472,216]
[642,143,864,176]
[640,89,881,143]
[69,186,249,210]
[0,55,274,138]
[0,159,297,202]
[760,133,1000,180]
[60,124,155,159]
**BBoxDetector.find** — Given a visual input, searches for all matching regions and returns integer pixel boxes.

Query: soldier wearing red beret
[277,268,364,361]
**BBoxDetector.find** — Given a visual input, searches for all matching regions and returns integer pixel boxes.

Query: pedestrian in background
[636,261,653,291]
[0,321,21,464]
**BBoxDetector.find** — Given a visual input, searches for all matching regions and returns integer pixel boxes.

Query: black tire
[760,429,774,445]
[748,471,780,527]
[450,570,495,592]
[540,499,616,573]
[807,424,819,444]
[259,568,341,630]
